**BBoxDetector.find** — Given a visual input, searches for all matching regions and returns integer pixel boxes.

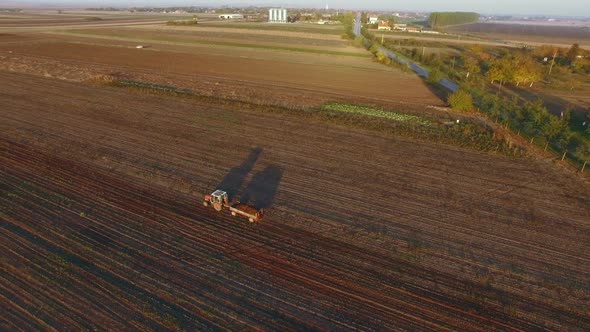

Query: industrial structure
[218,14,244,19]
[268,8,288,23]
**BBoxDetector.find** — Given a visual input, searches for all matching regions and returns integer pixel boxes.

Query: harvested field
[144,25,345,41]
[376,31,511,48]
[447,22,590,48]
[64,26,352,49]
[0,12,189,27]
[0,13,199,33]
[55,27,363,54]
[2,72,590,330]
[198,21,345,35]
[0,37,442,108]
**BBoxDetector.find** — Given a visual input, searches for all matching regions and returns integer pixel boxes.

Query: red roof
[378,22,390,27]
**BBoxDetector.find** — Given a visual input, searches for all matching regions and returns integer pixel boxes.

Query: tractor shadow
[240,165,284,210]
[217,147,262,201]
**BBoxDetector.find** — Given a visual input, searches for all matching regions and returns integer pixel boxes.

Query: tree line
[453,45,590,171]
[340,12,589,171]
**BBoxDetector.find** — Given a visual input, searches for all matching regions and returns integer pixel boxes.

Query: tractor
[203,190,229,211]
[203,189,263,222]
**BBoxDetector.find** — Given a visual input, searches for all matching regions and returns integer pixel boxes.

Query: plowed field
[2,72,590,330]
[0,33,443,109]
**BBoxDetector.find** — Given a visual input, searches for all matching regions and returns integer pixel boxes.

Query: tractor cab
[204,190,229,211]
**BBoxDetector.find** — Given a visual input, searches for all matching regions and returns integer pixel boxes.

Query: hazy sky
[9,0,590,16]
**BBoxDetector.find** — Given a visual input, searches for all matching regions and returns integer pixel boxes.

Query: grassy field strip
[132,25,344,41]
[198,22,344,35]
[115,27,346,47]
[46,31,368,57]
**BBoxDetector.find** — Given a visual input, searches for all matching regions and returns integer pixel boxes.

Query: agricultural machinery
[203,190,264,222]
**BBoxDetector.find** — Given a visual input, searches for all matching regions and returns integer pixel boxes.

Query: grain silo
[268,8,288,23]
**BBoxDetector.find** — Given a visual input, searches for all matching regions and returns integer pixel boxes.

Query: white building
[219,14,244,19]
[368,16,379,24]
[268,8,288,23]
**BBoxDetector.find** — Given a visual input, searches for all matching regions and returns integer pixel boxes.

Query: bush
[375,52,391,65]
[86,74,118,86]
[427,68,443,84]
[448,90,474,112]
[166,19,198,26]
[369,44,380,54]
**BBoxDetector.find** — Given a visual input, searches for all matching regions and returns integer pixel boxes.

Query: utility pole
[548,50,558,75]
[422,46,425,57]
[381,34,384,44]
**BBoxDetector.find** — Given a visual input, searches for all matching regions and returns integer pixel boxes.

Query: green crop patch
[322,103,432,126]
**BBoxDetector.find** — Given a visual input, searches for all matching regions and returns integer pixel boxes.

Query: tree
[566,43,581,64]
[512,54,543,87]
[541,116,563,151]
[561,108,572,125]
[512,55,530,87]
[375,51,391,65]
[463,56,480,79]
[557,131,573,161]
[533,45,559,59]
[561,72,583,91]
[487,61,505,85]
[487,57,514,90]
[448,90,474,112]
[525,64,543,87]
[427,68,443,84]
[575,142,590,172]
[387,17,397,28]
[573,56,590,73]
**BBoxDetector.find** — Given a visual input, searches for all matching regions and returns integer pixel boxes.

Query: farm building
[378,22,392,31]
[368,15,379,24]
[218,14,244,19]
[393,23,407,31]
[268,8,288,23]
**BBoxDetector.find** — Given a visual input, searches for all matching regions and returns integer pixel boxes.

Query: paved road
[354,13,361,36]
[353,14,458,92]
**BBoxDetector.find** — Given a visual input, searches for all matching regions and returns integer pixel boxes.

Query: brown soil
[0,38,443,108]
[2,71,590,330]
[447,23,590,49]
[141,25,346,41]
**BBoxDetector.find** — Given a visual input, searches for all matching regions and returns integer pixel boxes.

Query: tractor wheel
[203,201,208,207]
[231,211,236,216]
[213,202,222,211]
